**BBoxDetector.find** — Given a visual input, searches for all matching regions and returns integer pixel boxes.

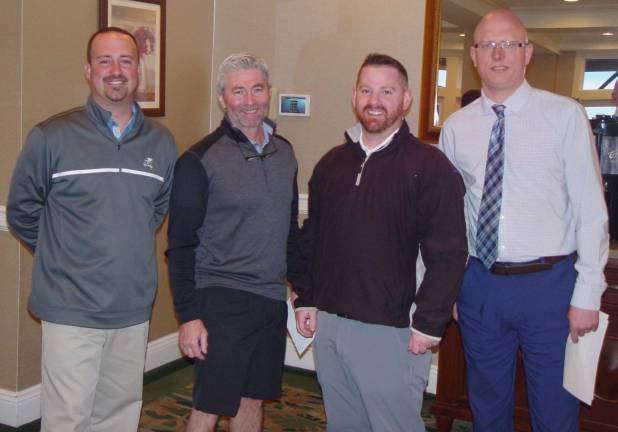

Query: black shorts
[193,287,287,417]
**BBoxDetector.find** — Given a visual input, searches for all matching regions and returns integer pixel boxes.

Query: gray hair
[216,53,270,94]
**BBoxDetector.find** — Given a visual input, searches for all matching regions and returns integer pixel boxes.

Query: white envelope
[563,311,609,405]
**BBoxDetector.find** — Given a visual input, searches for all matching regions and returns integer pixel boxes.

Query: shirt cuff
[294,306,318,312]
[411,327,441,342]
[570,281,606,310]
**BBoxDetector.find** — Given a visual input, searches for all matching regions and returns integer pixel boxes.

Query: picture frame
[278,94,311,117]
[99,0,166,116]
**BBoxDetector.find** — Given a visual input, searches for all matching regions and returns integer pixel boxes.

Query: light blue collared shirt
[107,104,138,141]
[249,122,274,154]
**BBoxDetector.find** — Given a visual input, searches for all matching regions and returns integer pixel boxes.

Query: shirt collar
[107,104,138,141]
[480,79,531,117]
[249,121,274,154]
[346,122,401,156]
[359,127,399,156]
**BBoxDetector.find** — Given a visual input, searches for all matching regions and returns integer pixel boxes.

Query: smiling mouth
[365,108,385,117]
[104,76,128,86]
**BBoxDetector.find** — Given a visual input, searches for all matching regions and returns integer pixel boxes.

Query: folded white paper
[563,311,609,405]
[286,298,314,356]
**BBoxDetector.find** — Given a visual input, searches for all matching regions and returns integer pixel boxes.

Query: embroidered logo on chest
[143,157,154,170]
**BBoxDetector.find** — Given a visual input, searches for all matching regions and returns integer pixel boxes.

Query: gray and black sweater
[7,97,178,328]
[166,117,299,324]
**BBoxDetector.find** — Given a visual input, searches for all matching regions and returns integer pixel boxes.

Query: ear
[524,43,534,67]
[217,93,226,110]
[470,45,478,68]
[351,85,358,111]
[84,63,92,82]
[403,89,412,112]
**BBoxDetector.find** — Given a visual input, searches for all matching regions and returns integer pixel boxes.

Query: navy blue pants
[458,256,580,432]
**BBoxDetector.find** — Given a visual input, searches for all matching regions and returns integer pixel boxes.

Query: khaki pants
[41,321,149,432]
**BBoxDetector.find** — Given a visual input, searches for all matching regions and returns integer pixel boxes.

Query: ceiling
[441,0,618,54]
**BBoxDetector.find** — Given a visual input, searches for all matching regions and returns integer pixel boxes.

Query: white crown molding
[0,206,7,232]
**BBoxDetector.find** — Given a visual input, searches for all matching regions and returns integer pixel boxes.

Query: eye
[359,88,371,95]
[252,85,265,94]
[382,89,394,96]
[98,58,112,66]
[120,58,135,66]
[232,89,245,97]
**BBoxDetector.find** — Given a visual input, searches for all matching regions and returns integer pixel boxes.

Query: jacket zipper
[355,155,369,186]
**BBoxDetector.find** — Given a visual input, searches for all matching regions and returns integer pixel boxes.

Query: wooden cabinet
[431,287,618,432]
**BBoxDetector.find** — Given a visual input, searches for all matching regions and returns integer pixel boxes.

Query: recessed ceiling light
[563,0,579,2]
[459,33,466,37]
[603,32,614,36]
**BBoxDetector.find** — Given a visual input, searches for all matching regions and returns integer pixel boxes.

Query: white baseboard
[0,332,183,427]
[0,385,41,428]
[144,331,183,372]
[0,330,438,427]
[0,206,7,232]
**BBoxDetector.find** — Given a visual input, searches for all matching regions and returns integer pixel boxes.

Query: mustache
[363,104,386,112]
[103,75,128,84]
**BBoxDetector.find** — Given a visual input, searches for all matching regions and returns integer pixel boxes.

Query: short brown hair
[357,53,408,87]
[87,27,139,63]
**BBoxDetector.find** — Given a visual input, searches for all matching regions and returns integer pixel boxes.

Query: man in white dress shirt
[439,9,609,432]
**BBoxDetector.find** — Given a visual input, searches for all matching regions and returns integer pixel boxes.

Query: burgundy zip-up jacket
[289,120,467,337]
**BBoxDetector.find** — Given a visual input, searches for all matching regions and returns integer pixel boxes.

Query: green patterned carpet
[138,366,473,431]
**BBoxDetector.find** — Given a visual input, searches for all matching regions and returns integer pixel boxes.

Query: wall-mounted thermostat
[279,94,310,117]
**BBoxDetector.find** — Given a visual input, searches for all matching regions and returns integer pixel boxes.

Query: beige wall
[527,53,558,93]
[211,0,427,190]
[1,0,429,394]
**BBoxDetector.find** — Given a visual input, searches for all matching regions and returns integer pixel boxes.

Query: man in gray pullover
[166,54,299,432]
[7,27,177,432]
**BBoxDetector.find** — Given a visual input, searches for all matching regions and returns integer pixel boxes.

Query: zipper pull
[355,157,368,186]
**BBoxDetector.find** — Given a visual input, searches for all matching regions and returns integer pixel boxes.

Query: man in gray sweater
[166,54,299,432]
[7,27,177,432]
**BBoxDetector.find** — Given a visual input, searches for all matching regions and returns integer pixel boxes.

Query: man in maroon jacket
[290,53,468,432]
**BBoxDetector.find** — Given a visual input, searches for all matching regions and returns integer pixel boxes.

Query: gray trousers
[313,311,431,432]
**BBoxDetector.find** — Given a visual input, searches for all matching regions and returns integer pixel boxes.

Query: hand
[452,303,458,322]
[408,331,439,355]
[568,306,599,343]
[295,309,317,337]
[179,319,208,360]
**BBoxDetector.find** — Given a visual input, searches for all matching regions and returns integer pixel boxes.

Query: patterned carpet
[138,369,473,432]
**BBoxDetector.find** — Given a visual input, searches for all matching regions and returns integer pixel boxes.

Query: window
[437,58,447,88]
[582,59,618,90]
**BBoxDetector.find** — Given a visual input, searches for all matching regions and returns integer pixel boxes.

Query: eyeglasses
[473,40,529,50]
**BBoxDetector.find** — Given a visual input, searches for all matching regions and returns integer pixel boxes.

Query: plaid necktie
[476,104,506,269]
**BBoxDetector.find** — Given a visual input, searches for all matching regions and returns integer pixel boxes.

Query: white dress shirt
[439,80,608,310]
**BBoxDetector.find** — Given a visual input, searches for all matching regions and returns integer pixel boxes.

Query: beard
[103,74,131,102]
[356,104,399,134]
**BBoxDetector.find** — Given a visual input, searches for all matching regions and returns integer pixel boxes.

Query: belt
[474,254,570,276]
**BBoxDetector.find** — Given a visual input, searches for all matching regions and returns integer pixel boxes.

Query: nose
[244,91,255,105]
[110,59,122,75]
[369,90,379,105]
[491,46,505,60]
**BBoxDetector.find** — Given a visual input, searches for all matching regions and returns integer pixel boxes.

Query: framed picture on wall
[99,0,166,116]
